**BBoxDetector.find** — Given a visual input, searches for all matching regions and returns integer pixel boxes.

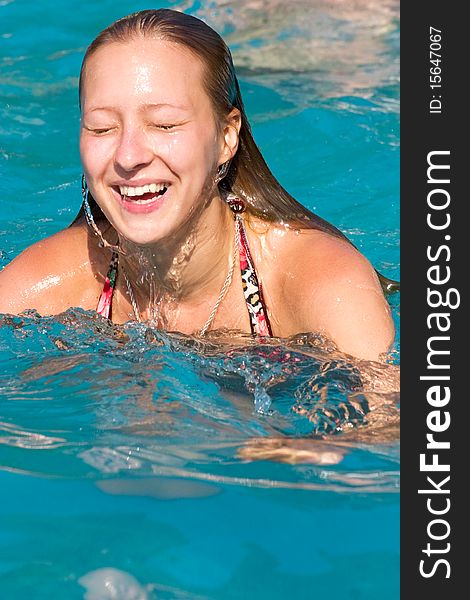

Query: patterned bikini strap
[227,197,273,337]
[96,250,119,319]
[96,198,273,336]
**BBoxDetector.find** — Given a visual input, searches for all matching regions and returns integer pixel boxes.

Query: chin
[106,210,165,242]
[119,230,167,247]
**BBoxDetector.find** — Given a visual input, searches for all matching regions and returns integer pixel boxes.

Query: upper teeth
[119,183,168,196]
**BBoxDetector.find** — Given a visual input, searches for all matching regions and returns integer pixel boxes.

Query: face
[80,38,237,246]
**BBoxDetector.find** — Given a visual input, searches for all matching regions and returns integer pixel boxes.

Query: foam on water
[0,309,399,493]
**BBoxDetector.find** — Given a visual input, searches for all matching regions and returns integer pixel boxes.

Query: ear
[218,108,241,164]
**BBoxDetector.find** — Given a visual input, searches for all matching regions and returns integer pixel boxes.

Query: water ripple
[0,310,399,492]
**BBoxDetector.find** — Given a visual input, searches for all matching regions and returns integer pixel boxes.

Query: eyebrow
[143,103,190,111]
[84,102,190,114]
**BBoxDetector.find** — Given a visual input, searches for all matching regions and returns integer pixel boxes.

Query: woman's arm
[0,225,102,316]
[287,232,395,361]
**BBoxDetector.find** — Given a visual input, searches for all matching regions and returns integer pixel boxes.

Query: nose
[114,126,154,173]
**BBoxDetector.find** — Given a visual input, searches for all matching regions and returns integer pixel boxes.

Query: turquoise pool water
[1,1,400,598]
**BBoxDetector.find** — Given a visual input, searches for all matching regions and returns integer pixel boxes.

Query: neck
[118,192,235,323]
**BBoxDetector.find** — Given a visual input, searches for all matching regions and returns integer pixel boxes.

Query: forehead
[81,38,208,109]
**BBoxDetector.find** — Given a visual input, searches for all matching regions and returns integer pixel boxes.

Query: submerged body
[0,10,395,362]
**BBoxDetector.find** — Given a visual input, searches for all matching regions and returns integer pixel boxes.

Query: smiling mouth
[116,183,169,205]
[122,190,167,204]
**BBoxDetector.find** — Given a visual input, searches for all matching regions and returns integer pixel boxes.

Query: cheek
[79,135,88,169]
[80,135,111,176]
[155,128,219,174]
[150,134,182,167]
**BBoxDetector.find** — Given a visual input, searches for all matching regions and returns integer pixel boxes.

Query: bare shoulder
[285,228,380,288]
[264,224,376,291]
[0,221,108,316]
[270,226,395,360]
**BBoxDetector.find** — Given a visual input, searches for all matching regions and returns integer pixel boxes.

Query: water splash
[0,309,399,491]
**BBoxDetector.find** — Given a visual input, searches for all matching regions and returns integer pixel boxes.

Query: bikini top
[96,198,273,337]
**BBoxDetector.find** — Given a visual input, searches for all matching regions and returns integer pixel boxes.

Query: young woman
[0,9,398,361]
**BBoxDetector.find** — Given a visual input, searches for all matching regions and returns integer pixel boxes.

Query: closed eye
[84,126,115,135]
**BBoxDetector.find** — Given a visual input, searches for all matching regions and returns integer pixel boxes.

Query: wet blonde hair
[77,8,398,292]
